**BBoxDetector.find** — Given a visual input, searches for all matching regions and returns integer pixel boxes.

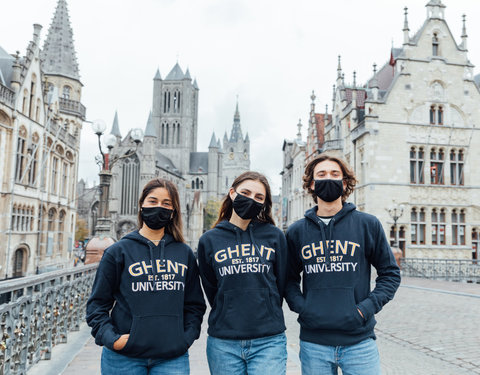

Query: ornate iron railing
[400,258,480,283]
[0,264,98,375]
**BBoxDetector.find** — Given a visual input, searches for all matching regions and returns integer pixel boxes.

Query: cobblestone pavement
[55,277,479,375]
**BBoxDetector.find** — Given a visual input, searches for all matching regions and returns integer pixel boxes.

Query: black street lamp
[85,119,143,263]
[387,202,405,248]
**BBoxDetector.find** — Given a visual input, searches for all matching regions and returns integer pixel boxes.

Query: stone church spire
[41,0,80,81]
[229,101,243,143]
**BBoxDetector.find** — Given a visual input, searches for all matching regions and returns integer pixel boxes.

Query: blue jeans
[300,338,381,375]
[101,347,189,375]
[207,333,287,375]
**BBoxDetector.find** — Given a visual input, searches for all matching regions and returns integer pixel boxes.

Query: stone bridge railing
[400,258,480,283]
[0,264,98,375]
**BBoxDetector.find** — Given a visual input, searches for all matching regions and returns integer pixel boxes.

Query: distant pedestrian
[285,153,401,375]
[198,171,288,375]
[86,178,206,375]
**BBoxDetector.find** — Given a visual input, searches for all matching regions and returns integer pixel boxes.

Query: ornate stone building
[106,65,250,250]
[0,0,85,278]
[312,0,480,259]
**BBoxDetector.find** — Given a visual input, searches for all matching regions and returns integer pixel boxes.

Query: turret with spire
[41,0,80,81]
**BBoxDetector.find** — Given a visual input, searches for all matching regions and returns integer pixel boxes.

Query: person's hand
[113,334,129,350]
[357,308,365,320]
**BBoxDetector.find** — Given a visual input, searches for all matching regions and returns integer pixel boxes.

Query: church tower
[151,63,199,174]
[221,102,250,190]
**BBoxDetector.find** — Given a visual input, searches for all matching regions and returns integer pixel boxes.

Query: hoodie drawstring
[248,224,266,265]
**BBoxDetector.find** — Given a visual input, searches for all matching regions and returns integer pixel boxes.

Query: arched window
[200,180,204,190]
[38,205,47,255]
[62,85,71,99]
[28,133,39,186]
[176,123,180,144]
[191,180,195,189]
[472,228,480,260]
[450,149,464,185]
[411,208,425,245]
[437,106,443,125]
[58,210,65,252]
[29,78,36,118]
[431,208,446,245]
[22,89,28,114]
[120,155,140,215]
[13,248,26,278]
[429,105,436,124]
[430,148,444,185]
[15,127,27,183]
[166,124,169,145]
[51,155,58,193]
[432,33,439,56]
[196,178,199,189]
[409,147,424,184]
[161,124,165,144]
[452,209,466,246]
[47,208,56,255]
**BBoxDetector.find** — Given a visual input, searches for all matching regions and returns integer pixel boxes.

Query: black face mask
[140,206,173,230]
[232,193,264,220]
[314,179,343,202]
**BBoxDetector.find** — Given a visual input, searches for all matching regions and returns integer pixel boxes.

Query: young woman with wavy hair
[197,171,288,375]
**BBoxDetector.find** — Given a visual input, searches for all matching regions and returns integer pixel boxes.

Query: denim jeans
[300,338,381,375]
[207,332,287,375]
[101,347,189,375]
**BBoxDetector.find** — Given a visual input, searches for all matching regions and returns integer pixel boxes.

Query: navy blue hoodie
[86,230,206,359]
[285,203,400,346]
[197,220,287,339]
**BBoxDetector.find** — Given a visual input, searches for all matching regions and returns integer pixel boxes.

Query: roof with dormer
[41,0,80,81]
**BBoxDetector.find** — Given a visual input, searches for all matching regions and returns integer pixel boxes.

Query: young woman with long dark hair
[87,178,206,375]
[197,171,288,375]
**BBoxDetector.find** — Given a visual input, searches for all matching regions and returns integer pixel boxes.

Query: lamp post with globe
[386,202,405,262]
[85,119,143,263]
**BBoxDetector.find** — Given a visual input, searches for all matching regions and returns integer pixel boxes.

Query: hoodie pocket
[216,288,277,334]
[119,314,187,358]
[299,287,364,331]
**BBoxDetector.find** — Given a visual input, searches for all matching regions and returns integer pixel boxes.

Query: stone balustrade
[0,264,98,375]
[0,84,15,108]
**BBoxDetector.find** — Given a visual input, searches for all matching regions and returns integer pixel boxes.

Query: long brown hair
[214,171,275,227]
[137,178,184,243]
[303,153,357,203]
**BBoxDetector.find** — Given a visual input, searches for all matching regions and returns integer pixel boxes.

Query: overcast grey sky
[2,0,480,194]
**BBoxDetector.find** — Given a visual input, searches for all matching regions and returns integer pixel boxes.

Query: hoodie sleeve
[284,226,306,314]
[357,219,401,321]
[197,236,218,307]
[183,250,207,348]
[274,229,288,303]
[86,251,122,350]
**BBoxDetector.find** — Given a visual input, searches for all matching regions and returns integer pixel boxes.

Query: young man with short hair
[285,153,401,375]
